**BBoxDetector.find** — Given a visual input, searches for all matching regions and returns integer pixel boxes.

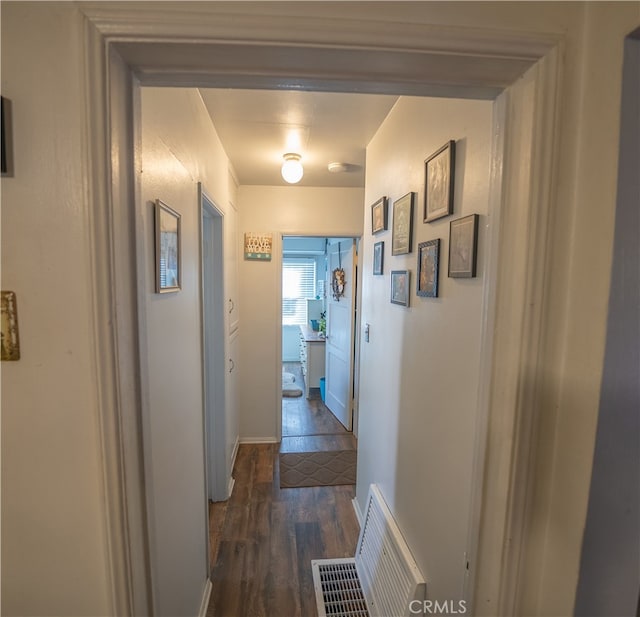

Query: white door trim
[199,186,227,505]
[80,7,561,615]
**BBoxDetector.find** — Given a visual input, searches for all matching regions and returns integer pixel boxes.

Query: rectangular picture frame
[1,291,20,361]
[448,213,479,278]
[417,238,440,297]
[390,270,410,307]
[373,241,384,275]
[371,196,388,234]
[391,192,415,256]
[155,199,182,293]
[424,140,455,223]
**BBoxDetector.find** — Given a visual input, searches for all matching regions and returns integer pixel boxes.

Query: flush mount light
[327,162,349,173]
[281,152,303,184]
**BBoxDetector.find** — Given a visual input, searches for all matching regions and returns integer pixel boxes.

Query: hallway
[207,444,360,616]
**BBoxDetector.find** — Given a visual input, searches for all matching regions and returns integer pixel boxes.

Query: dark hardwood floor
[206,444,360,617]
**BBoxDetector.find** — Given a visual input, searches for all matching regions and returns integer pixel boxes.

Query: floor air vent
[312,484,426,617]
[312,559,369,617]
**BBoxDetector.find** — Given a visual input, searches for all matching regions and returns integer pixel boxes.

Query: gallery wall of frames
[370,139,480,307]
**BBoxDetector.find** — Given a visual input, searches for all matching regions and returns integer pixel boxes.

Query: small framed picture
[390,270,410,307]
[373,241,384,275]
[424,140,455,223]
[1,291,20,361]
[371,197,388,234]
[448,214,479,278]
[392,192,415,255]
[417,239,440,297]
[155,200,181,293]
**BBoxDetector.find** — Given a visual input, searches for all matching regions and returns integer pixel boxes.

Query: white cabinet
[299,325,326,399]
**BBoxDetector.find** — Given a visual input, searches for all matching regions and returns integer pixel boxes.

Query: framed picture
[371,196,388,234]
[424,140,455,223]
[391,192,415,255]
[390,270,410,307]
[417,239,440,297]
[448,214,479,278]
[373,241,384,275]
[155,200,181,293]
[1,291,20,361]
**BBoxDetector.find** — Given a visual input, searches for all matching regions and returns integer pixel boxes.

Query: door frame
[81,7,561,616]
[198,184,227,508]
[279,235,361,439]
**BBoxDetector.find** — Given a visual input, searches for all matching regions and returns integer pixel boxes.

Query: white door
[325,240,356,430]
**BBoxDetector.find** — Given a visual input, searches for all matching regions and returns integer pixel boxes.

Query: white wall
[357,96,492,602]
[139,87,234,616]
[1,4,112,615]
[237,186,363,440]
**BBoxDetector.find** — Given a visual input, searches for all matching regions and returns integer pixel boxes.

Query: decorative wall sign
[390,270,410,307]
[373,241,384,275]
[371,196,388,234]
[392,192,415,256]
[424,140,455,223]
[417,239,440,297]
[244,232,273,261]
[155,200,181,293]
[449,214,479,278]
[1,291,20,361]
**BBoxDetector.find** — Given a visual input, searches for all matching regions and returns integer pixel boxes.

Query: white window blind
[282,258,316,325]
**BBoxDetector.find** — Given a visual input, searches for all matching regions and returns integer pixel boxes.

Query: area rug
[279,450,357,488]
[282,371,303,397]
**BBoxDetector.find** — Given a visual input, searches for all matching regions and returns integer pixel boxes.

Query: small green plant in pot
[319,311,326,335]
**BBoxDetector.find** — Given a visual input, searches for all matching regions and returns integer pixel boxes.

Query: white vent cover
[312,484,426,617]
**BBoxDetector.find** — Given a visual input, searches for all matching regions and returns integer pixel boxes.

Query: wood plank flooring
[207,444,360,617]
[282,362,355,445]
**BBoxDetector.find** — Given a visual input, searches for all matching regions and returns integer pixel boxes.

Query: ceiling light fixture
[281,152,303,184]
[327,162,349,173]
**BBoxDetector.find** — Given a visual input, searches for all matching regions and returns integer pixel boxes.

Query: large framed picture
[424,140,455,223]
[448,214,479,278]
[373,241,384,275]
[417,239,440,297]
[391,192,415,255]
[371,196,388,234]
[155,200,181,293]
[390,270,410,307]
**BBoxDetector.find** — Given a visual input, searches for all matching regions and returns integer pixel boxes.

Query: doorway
[199,184,228,504]
[90,10,563,615]
[280,235,360,488]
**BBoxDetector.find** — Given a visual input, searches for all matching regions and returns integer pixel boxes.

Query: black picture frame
[448,214,479,278]
[155,200,182,293]
[371,196,388,234]
[373,241,384,275]
[424,140,455,223]
[391,192,415,256]
[1,96,14,177]
[417,239,440,297]
[390,270,410,307]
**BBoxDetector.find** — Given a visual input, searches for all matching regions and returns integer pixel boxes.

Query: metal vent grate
[312,558,370,617]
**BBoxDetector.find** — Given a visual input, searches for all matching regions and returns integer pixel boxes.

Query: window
[282,258,316,325]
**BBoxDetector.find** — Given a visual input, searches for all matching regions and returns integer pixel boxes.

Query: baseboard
[230,437,240,473]
[198,578,212,617]
[352,497,363,528]
[239,437,279,444]
[227,476,236,498]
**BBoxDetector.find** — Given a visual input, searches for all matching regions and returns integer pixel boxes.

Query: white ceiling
[199,89,398,188]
